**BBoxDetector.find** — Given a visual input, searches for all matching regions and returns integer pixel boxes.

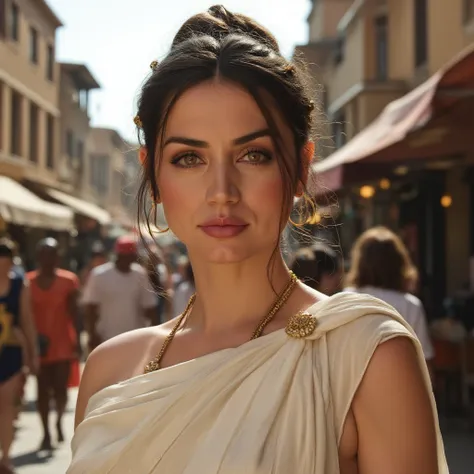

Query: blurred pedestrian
[0,238,38,473]
[291,243,342,296]
[82,236,157,352]
[27,238,79,451]
[143,246,172,324]
[172,259,195,317]
[79,241,108,287]
[345,226,434,365]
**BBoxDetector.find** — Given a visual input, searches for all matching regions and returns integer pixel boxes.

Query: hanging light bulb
[440,194,452,208]
[379,178,391,190]
[359,185,375,199]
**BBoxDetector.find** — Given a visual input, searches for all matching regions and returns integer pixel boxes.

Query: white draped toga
[67,292,449,473]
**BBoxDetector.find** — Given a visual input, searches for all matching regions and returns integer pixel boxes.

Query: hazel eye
[239,149,272,165]
[171,153,203,168]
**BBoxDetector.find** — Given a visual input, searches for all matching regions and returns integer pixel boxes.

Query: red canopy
[312,44,474,192]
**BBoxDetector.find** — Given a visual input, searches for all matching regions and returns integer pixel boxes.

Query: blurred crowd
[0,233,195,472]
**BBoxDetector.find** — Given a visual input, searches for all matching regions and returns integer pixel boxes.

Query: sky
[46,0,311,143]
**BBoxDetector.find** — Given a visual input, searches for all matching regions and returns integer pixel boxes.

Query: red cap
[114,236,138,255]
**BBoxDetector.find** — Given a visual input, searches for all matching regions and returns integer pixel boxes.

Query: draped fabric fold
[68,293,449,474]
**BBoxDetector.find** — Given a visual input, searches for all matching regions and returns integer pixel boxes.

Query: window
[47,44,54,80]
[77,140,84,162]
[374,15,388,80]
[29,102,39,162]
[66,130,74,157]
[90,155,109,194]
[0,83,3,150]
[8,2,19,41]
[464,0,474,22]
[334,36,345,65]
[79,90,88,111]
[414,0,427,67]
[332,113,346,149]
[29,26,38,64]
[46,114,54,168]
[10,90,21,156]
[0,1,6,39]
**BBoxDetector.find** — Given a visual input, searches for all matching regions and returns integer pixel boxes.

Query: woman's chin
[200,247,250,264]
[185,241,259,265]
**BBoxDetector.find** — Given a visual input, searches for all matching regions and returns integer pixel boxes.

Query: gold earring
[289,215,305,227]
[155,225,169,234]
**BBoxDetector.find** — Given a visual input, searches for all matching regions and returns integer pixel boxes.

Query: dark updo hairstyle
[135,5,319,272]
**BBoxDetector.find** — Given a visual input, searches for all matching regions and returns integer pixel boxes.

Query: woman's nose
[206,163,240,206]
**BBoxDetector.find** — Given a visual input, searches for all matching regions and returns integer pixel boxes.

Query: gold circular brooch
[285,312,318,338]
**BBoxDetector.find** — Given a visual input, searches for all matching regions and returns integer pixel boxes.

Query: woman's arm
[19,281,39,374]
[353,337,439,474]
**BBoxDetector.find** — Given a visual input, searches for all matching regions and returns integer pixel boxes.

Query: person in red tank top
[27,238,79,451]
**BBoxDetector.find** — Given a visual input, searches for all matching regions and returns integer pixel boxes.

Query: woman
[345,226,435,365]
[69,6,448,473]
[0,239,38,473]
[291,243,342,295]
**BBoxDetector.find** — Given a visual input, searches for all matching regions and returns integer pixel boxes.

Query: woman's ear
[138,146,147,165]
[296,141,315,197]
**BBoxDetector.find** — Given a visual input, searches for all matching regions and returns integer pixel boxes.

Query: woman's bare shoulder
[89,322,178,386]
[74,321,176,428]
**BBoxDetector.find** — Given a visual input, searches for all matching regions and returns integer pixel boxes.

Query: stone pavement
[10,376,474,473]
[11,376,76,473]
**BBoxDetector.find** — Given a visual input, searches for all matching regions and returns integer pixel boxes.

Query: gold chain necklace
[144,272,299,374]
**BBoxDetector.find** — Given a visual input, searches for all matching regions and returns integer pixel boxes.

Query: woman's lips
[198,217,249,238]
[199,225,248,238]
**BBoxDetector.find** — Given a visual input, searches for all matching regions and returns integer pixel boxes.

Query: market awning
[0,176,73,231]
[46,188,111,225]
[312,44,474,192]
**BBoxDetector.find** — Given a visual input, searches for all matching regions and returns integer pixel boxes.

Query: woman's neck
[186,253,296,334]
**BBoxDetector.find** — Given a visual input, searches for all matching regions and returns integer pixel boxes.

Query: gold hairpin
[284,64,296,75]
[308,100,315,111]
[150,60,159,70]
[133,115,143,128]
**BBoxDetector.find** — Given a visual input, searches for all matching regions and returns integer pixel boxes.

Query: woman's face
[153,80,304,265]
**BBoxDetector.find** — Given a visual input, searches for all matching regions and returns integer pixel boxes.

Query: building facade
[298,0,474,316]
[58,62,100,192]
[0,0,62,186]
[0,0,140,269]
[87,127,135,228]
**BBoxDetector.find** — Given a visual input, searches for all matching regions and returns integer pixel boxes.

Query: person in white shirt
[344,226,435,363]
[82,236,157,352]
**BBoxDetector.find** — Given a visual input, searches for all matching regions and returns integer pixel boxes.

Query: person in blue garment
[0,238,38,473]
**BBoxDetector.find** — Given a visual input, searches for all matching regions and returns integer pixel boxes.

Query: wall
[308,0,353,41]
[386,0,415,81]
[428,0,474,73]
[325,17,366,107]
